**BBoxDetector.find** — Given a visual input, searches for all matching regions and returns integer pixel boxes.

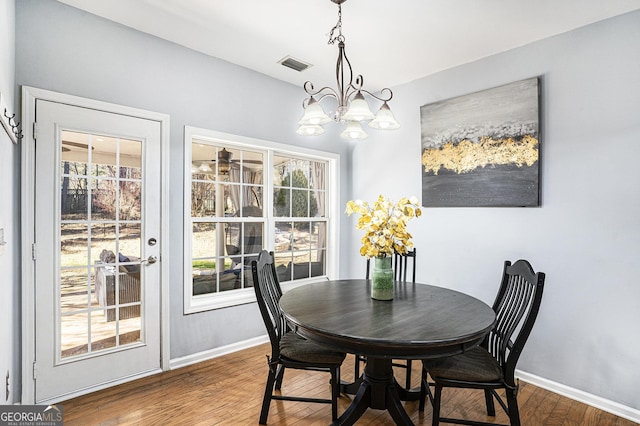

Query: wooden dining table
[279,279,496,426]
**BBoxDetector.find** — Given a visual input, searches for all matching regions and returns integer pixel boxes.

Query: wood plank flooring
[61,343,637,425]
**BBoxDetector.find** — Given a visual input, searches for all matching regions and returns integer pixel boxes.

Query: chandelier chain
[328,3,345,45]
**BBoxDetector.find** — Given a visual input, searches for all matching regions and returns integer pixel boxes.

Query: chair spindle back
[486,259,545,384]
[365,248,417,283]
[252,250,287,359]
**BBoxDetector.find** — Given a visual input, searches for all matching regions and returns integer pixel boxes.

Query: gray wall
[348,10,640,410]
[0,0,18,405]
[11,0,640,414]
[15,0,352,360]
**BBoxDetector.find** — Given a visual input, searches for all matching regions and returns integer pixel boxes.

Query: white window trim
[183,127,340,313]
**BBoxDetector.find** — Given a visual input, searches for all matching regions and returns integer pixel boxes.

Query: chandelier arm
[343,74,364,103]
[303,82,340,101]
[351,74,364,91]
[356,87,394,103]
[343,84,359,103]
[315,92,340,105]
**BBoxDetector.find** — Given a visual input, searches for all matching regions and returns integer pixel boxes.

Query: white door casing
[21,87,170,404]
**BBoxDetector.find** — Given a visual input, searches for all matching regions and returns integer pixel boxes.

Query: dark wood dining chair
[360,249,417,389]
[394,248,417,282]
[252,250,345,424]
[365,248,416,282]
[420,259,545,426]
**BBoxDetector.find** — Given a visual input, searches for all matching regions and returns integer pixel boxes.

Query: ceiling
[56,0,640,93]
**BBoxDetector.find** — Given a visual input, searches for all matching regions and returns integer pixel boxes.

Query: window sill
[184,276,329,314]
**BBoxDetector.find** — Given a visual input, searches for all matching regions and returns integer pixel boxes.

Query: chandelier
[296,0,400,140]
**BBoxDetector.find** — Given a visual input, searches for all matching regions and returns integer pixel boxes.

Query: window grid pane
[190,142,265,296]
[60,131,144,359]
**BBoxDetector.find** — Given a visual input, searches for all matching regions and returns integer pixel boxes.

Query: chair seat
[280,332,346,365]
[424,347,503,383]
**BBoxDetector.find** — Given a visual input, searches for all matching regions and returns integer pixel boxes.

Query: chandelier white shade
[296,0,399,141]
[297,97,332,126]
[341,92,376,122]
[296,123,325,136]
[340,121,368,140]
[369,102,401,130]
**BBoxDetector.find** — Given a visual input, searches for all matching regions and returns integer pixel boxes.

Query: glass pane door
[34,98,162,404]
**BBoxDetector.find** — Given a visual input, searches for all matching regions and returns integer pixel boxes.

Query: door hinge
[32,122,37,140]
[32,362,37,380]
[31,243,36,260]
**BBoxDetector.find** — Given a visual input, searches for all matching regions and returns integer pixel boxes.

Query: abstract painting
[421,77,540,207]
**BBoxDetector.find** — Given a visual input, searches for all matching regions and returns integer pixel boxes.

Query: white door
[34,100,162,403]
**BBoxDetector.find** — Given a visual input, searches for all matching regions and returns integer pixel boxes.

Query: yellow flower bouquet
[345,195,422,258]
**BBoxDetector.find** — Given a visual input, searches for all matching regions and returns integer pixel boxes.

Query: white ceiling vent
[278,56,312,72]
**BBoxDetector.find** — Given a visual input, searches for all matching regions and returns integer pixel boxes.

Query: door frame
[21,86,171,404]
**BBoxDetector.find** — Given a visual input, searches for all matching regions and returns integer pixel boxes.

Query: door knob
[141,255,158,265]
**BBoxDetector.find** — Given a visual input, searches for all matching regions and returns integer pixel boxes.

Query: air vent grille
[278,56,312,72]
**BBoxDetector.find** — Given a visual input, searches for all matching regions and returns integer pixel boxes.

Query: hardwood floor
[62,343,636,425]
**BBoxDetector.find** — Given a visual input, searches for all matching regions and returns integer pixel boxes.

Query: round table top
[279,279,496,358]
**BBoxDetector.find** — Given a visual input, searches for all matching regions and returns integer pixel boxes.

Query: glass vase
[371,256,394,300]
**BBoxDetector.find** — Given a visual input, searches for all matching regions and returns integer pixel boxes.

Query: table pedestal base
[334,357,418,426]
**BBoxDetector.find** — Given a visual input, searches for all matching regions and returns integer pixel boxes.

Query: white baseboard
[516,370,640,424]
[169,335,269,370]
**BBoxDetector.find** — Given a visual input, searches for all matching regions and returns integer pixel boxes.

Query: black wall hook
[3,107,23,141]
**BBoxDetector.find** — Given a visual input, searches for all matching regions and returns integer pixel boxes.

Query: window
[184,128,339,312]
[273,156,327,283]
